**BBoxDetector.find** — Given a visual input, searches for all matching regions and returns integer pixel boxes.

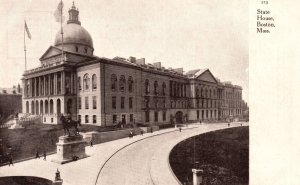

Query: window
[84,47,88,53]
[83,74,90,90]
[154,111,158,122]
[119,75,126,92]
[113,115,117,124]
[112,96,116,109]
[162,82,166,95]
[128,76,133,93]
[75,46,79,52]
[196,87,199,97]
[85,115,89,123]
[130,114,134,122]
[145,79,150,94]
[92,74,97,90]
[111,74,117,91]
[145,111,150,122]
[93,96,97,109]
[121,97,125,109]
[145,97,149,108]
[197,100,199,108]
[78,97,81,109]
[154,81,158,95]
[155,100,159,108]
[93,115,96,124]
[129,97,133,109]
[163,99,166,108]
[78,115,81,122]
[163,111,166,121]
[197,110,200,119]
[85,97,89,109]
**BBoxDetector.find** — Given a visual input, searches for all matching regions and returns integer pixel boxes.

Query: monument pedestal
[51,134,88,164]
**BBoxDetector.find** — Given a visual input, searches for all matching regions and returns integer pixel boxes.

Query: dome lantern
[67,1,81,25]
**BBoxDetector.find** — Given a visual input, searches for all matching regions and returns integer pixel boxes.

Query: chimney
[153,62,161,68]
[129,56,136,63]
[136,58,145,65]
[174,68,183,74]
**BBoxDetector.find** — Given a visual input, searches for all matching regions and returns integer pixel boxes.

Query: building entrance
[175,111,183,123]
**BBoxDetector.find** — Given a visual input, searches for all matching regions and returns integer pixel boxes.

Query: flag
[24,21,31,39]
[54,1,65,23]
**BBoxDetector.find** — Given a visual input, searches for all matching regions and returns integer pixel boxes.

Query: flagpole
[24,20,27,71]
[61,0,64,62]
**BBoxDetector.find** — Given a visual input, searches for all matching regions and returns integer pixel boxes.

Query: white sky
[0,0,248,102]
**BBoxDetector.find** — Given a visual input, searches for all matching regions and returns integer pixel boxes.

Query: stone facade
[21,3,246,126]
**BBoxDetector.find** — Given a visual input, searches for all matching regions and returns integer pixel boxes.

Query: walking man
[140,130,144,136]
[179,127,182,132]
[8,156,13,166]
[35,151,40,159]
[43,151,46,160]
[90,139,93,147]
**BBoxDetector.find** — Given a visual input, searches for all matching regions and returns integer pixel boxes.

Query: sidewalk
[0,126,186,185]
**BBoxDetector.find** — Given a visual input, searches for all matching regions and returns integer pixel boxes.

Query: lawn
[169,127,249,185]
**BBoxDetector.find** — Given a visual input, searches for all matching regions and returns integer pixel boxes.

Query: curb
[94,126,197,185]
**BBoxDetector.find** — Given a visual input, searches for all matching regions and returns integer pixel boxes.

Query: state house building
[22,3,244,126]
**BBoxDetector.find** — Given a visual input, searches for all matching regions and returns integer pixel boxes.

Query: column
[43,76,46,96]
[70,73,74,94]
[48,74,51,95]
[61,71,65,95]
[54,73,57,95]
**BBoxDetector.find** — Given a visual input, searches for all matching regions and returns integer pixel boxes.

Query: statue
[60,115,81,136]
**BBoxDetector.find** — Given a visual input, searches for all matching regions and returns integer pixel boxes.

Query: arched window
[205,89,208,97]
[119,75,126,92]
[92,74,97,90]
[40,100,43,114]
[145,79,150,94]
[57,99,61,114]
[50,99,54,114]
[26,101,29,113]
[154,81,158,95]
[31,101,35,114]
[111,74,117,91]
[162,82,166,95]
[78,77,81,91]
[128,76,133,93]
[83,74,90,91]
[45,100,49,114]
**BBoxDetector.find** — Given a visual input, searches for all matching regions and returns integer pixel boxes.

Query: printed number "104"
[261,1,268,4]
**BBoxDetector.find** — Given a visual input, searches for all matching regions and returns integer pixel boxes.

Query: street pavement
[0,122,247,185]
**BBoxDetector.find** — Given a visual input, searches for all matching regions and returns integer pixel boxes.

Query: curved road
[96,123,243,185]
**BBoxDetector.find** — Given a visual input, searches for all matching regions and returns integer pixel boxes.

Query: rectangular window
[78,97,82,109]
[85,115,89,123]
[129,97,133,109]
[113,114,117,124]
[197,110,200,119]
[93,115,96,124]
[154,111,158,122]
[78,115,81,122]
[112,96,116,109]
[163,111,166,121]
[130,114,134,122]
[121,97,125,109]
[145,111,150,122]
[93,96,97,109]
[85,97,89,109]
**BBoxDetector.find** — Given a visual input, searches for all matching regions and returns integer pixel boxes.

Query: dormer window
[75,46,79,52]
[84,47,88,53]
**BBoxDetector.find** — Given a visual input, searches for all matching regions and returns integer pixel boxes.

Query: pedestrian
[228,123,230,127]
[200,120,202,125]
[179,127,182,132]
[90,139,93,147]
[241,123,242,126]
[140,130,143,136]
[35,151,40,159]
[8,156,13,166]
[43,151,46,160]
[150,127,153,134]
